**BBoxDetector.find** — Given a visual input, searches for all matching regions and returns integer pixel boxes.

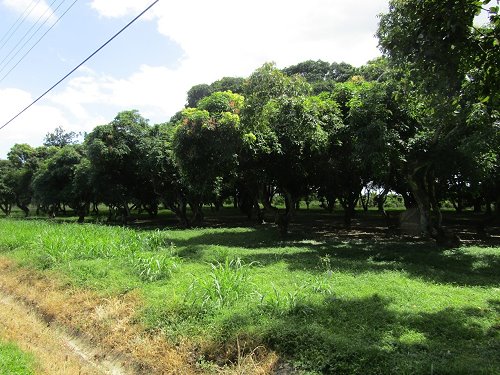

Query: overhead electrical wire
[0,0,62,72]
[0,0,80,83]
[0,0,40,46]
[0,0,44,51]
[0,0,73,77]
[0,0,161,132]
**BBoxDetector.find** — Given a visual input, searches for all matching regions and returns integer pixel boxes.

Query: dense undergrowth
[0,216,499,374]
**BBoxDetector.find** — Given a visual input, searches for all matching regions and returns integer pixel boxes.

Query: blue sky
[0,1,181,92]
[0,0,391,158]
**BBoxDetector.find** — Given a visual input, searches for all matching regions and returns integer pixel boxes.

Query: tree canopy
[1,24,497,240]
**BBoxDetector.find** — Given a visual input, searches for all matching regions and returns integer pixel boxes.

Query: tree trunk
[340,190,359,229]
[259,185,278,216]
[402,192,416,209]
[277,190,296,236]
[189,199,204,226]
[485,201,492,215]
[360,189,372,212]
[121,203,131,224]
[166,195,189,227]
[16,201,29,217]
[0,203,11,216]
[375,188,388,213]
[473,198,482,213]
[76,203,87,223]
[451,197,463,213]
[407,167,434,237]
[254,200,264,224]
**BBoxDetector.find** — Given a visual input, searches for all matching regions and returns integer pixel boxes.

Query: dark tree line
[0,0,498,240]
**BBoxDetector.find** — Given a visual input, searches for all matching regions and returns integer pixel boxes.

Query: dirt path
[0,289,129,375]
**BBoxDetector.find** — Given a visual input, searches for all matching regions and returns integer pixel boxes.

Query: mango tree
[173,91,244,225]
[85,110,151,221]
[378,0,499,236]
[0,160,15,215]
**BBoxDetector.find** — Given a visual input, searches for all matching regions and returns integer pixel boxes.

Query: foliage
[377,0,500,234]
[32,145,84,209]
[43,126,79,147]
[173,92,244,222]
[1,55,498,231]
[283,60,357,94]
[85,110,151,216]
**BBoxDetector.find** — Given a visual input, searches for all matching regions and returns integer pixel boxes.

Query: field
[0,208,499,374]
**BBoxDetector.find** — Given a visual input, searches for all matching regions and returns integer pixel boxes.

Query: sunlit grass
[0,340,36,375]
[0,218,498,374]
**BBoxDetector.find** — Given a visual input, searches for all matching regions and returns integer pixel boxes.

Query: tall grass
[186,257,253,311]
[131,252,180,282]
[0,219,181,289]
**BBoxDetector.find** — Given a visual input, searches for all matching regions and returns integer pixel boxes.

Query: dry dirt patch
[0,258,193,374]
[0,290,127,374]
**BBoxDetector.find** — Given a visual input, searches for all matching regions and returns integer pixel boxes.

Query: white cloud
[0,88,69,157]
[89,0,153,19]
[80,0,390,121]
[0,1,390,157]
[3,0,57,25]
[47,64,186,123]
[90,0,388,67]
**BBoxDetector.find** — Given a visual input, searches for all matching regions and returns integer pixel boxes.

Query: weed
[256,284,309,316]
[310,274,334,295]
[309,255,335,295]
[318,254,332,272]
[131,252,180,282]
[187,257,252,310]
[143,230,175,252]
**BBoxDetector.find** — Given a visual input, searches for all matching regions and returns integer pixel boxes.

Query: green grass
[0,217,499,374]
[0,340,36,375]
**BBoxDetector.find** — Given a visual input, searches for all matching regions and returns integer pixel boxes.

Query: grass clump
[187,257,253,311]
[131,252,181,282]
[0,340,36,375]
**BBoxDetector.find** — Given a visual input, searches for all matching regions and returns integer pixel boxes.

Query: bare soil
[0,258,194,374]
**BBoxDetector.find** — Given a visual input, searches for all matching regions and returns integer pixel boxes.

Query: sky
[0,0,390,158]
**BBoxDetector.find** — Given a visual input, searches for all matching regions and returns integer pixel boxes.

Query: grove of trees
[0,0,498,240]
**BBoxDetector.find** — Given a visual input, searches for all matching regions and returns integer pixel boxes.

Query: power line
[0,0,61,72]
[0,0,39,45]
[0,0,79,83]
[0,0,43,51]
[0,0,70,77]
[0,0,160,132]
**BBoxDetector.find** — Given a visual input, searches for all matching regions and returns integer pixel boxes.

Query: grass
[0,215,499,374]
[0,340,36,375]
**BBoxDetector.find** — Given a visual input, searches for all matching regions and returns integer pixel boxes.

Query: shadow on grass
[250,242,500,287]
[206,294,499,374]
[168,227,500,287]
